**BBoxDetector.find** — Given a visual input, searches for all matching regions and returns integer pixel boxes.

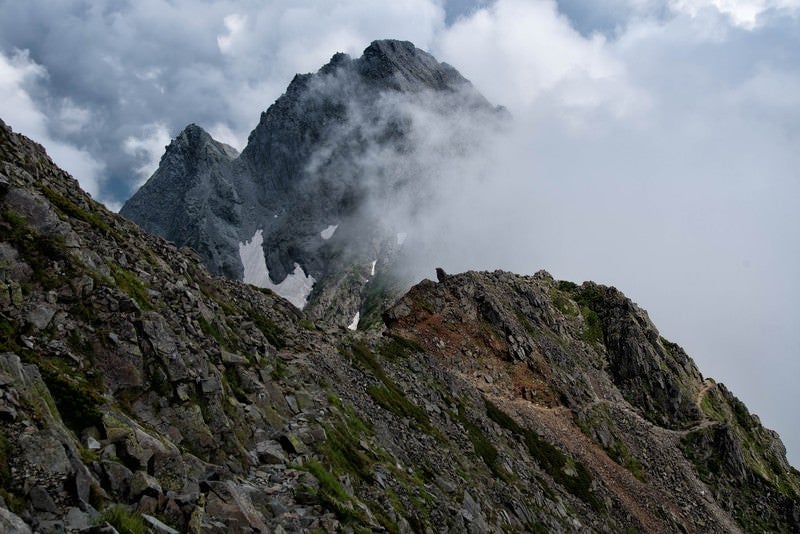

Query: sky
[0,0,798,466]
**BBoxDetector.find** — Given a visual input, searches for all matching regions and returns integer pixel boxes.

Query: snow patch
[370,260,377,276]
[238,229,315,309]
[320,224,338,240]
[347,312,360,331]
[396,232,407,245]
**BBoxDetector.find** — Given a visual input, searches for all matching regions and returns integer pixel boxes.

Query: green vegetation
[110,265,152,310]
[550,288,576,316]
[40,368,104,435]
[1,208,71,289]
[317,400,375,482]
[250,310,286,349]
[223,365,247,403]
[198,317,231,349]
[271,357,287,380]
[346,342,432,432]
[38,185,115,237]
[575,407,647,482]
[608,439,646,482]
[485,400,603,511]
[556,280,578,292]
[455,404,511,482]
[303,460,367,523]
[95,505,147,534]
[0,317,20,353]
[579,307,603,344]
[378,334,422,360]
[0,434,11,489]
[360,272,394,330]
[514,310,538,336]
[367,385,431,432]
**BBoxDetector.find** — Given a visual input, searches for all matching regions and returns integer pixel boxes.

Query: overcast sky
[1,0,798,466]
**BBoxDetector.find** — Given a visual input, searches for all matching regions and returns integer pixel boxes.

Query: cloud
[0,49,105,199]
[670,0,800,29]
[123,122,171,186]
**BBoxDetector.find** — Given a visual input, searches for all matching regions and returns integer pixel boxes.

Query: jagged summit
[121,40,502,326]
[357,39,470,91]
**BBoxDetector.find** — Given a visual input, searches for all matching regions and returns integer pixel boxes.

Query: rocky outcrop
[2,118,799,532]
[121,40,503,327]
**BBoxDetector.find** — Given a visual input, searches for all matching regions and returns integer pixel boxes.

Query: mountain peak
[169,123,239,159]
[357,39,468,91]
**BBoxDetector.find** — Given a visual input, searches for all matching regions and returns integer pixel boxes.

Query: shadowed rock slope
[1,119,799,532]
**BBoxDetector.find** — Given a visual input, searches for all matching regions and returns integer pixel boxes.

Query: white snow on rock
[370,260,377,276]
[320,224,338,240]
[238,229,315,309]
[347,312,360,331]
[396,232,407,245]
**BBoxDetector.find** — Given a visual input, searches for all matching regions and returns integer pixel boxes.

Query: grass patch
[579,307,603,344]
[485,400,602,511]
[38,185,115,237]
[456,404,511,482]
[514,310,538,337]
[40,368,104,435]
[0,317,20,353]
[378,334,422,360]
[303,459,368,523]
[250,311,286,349]
[556,280,578,292]
[110,266,152,310]
[95,505,147,534]
[347,342,433,433]
[368,385,432,432]
[1,208,71,289]
[198,317,231,349]
[0,434,11,489]
[316,401,375,482]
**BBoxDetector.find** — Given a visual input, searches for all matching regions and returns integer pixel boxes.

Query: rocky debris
[1,115,799,532]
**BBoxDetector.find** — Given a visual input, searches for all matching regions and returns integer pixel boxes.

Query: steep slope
[2,119,799,532]
[121,40,503,326]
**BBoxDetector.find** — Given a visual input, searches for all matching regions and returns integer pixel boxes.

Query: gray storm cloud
[0,0,798,466]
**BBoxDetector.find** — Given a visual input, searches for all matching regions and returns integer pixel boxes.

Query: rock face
[2,115,800,531]
[120,40,502,326]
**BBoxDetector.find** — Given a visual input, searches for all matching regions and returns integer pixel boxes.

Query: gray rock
[255,440,287,465]
[29,485,58,514]
[27,304,56,330]
[142,514,180,534]
[65,507,92,531]
[129,471,162,500]
[0,505,31,533]
[100,461,133,498]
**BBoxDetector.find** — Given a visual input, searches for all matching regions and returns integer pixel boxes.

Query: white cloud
[670,0,800,28]
[435,0,647,119]
[217,13,247,55]
[123,122,171,185]
[0,49,105,200]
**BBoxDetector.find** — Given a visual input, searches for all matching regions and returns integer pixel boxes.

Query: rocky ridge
[1,119,799,532]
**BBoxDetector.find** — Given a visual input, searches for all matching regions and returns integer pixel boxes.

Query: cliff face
[1,119,799,532]
[120,40,503,327]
